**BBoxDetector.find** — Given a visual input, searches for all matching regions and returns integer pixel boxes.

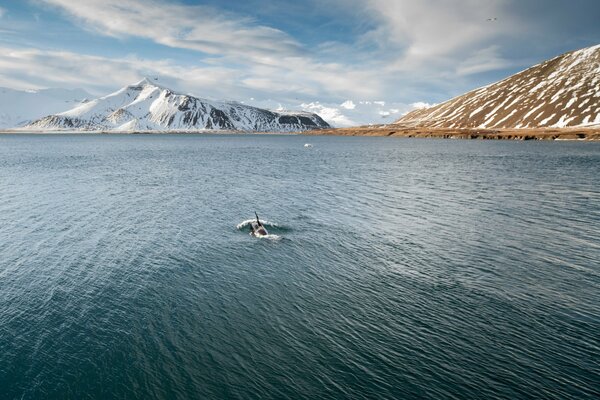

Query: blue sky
[0,0,599,126]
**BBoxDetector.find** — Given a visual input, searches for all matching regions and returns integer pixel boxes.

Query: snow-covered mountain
[0,87,91,129]
[26,78,329,132]
[396,44,600,129]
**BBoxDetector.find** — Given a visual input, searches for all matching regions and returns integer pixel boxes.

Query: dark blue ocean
[0,134,599,399]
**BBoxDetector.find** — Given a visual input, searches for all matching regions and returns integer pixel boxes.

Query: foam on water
[236,218,280,230]
[254,233,282,241]
[237,219,284,240]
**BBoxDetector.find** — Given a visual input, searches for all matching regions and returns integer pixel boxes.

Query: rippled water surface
[1,134,599,399]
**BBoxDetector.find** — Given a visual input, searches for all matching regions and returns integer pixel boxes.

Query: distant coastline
[2,126,600,141]
[303,125,600,141]
[0,129,298,135]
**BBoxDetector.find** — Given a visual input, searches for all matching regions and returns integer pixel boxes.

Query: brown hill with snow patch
[396,45,600,129]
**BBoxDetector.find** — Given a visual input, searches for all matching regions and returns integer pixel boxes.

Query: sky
[0,0,599,126]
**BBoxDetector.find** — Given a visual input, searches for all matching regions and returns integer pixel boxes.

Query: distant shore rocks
[304,125,600,141]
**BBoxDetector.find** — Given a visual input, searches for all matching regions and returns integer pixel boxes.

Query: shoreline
[302,125,600,141]
[0,129,298,135]
[1,126,599,141]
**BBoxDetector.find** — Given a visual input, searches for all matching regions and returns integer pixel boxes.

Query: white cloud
[300,100,416,127]
[239,99,414,127]
[0,46,242,98]
[3,0,585,127]
[362,0,519,59]
[336,0,526,93]
[0,7,5,18]
[21,1,529,106]
[410,102,434,110]
[32,0,384,102]
[455,46,513,76]
[301,102,356,127]
[340,100,356,110]
[0,43,384,108]
[295,0,539,112]
[39,0,301,60]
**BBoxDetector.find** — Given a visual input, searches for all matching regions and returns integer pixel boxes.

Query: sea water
[0,134,598,399]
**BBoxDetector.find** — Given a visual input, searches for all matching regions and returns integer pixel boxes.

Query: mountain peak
[25,80,330,132]
[133,77,157,86]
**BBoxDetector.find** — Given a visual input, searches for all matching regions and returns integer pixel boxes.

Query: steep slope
[26,79,329,132]
[0,87,91,129]
[397,44,600,129]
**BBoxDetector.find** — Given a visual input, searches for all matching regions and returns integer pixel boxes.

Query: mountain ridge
[25,78,330,132]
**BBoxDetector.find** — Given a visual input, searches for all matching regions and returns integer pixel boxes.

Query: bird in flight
[487,17,498,21]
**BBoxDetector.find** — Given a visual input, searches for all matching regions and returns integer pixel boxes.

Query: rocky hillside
[26,78,329,132]
[396,44,600,129]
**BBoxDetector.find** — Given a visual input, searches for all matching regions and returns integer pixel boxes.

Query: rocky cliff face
[27,78,330,132]
[396,45,600,129]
